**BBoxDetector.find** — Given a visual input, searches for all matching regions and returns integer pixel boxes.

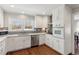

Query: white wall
[64,5,72,54]
[0,8,4,27]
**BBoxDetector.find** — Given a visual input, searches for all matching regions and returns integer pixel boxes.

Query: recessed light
[22,11,25,14]
[43,12,45,15]
[10,5,15,7]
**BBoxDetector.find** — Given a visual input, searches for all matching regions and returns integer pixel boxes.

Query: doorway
[72,13,79,55]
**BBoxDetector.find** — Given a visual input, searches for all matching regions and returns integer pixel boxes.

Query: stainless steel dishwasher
[31,35,39,47]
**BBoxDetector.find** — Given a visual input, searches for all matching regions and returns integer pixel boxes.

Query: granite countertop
[0,32,46,42]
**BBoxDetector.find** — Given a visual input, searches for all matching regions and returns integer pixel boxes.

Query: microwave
[53,27,64,38]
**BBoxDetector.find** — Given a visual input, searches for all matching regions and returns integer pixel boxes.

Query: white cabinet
[23,36,31,48]
[6,37,17,52]
[6,36,31,52]
[45,34,64,54]
[39,34,45,45]
[53,37,64,54]
[52,6,64,27]
[42,16,48,28]
[35,16,48,28]
[35,16,43,28]
[0,39,5,55]
[14,36,31,50]
[58,39,64,54]
[53,38,59,51]
[52,5,72,54]
[45,34,53,48]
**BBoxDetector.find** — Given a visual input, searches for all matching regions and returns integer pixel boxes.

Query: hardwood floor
[6,45,61,55]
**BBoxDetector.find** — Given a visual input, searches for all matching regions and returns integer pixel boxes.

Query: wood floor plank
[7,45,61,55]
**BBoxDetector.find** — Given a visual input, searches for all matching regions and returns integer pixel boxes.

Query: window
[25,16,35,30]
[7,13,35,31]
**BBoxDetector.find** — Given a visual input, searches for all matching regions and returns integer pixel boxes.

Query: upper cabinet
[35,16,48,28]
[42,16,48,28]
[52,6,64,27]
[0,8,4,27]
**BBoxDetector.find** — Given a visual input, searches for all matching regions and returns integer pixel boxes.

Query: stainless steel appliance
[31,35,39,47]
[0,27,8,35]
[53,27,64,38]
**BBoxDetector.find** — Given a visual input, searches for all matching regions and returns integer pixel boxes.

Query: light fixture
[10,5,15,7]
[43,12,45,15]
[21,11,25,14]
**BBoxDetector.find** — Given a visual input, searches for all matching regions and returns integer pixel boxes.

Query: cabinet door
[14,37,24,50]
[58,39,64,54]
[23,36,31,48]
[53,7,64,27]
[42,16,48,28]
[15,36,31,50]
[53,38,64,54]
[45,34,49,46]
[39,35,45,45]
[58,6,64,27]
[35,16,43,28]
[53,38,59,51]
[6,37,17,51]
[45,34,53,48]
[53,8,59,27]
[0,40,5,55]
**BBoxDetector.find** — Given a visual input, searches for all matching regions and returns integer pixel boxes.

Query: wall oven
[53,27,64,38]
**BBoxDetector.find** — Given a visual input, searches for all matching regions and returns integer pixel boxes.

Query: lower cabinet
[23,36,31,48]
[5,34,64,54]
[45,34,64,54]
[53,37,64,54]
[6,36,31,52]
[0,39,5,55]
[45,34,53,48]
[39,34,45,45]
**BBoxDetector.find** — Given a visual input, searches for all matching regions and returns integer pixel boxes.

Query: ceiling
[0,4,63,15]
[1,4,79,16]
[67,4,79,9]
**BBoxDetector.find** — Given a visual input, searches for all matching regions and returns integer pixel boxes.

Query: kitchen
[0,4,73,55]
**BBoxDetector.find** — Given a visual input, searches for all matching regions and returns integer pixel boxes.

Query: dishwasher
[31,35,39,47]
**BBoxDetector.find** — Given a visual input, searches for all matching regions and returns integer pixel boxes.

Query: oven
[53,27,64,38]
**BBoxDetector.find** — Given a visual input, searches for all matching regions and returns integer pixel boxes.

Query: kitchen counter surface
[0,32,46,42]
